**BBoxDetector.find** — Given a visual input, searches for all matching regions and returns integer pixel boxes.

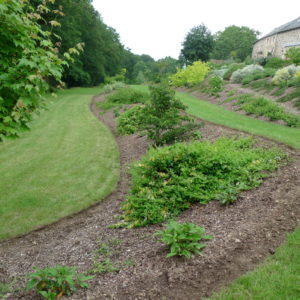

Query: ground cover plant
[26,265,92,300]
[207,226,300,300]
[120,137,286,227]
[155,220,212,258]
[226,94,300,127]
[278,88,300,108]
[0,87,119,240]
[117,105,144,135]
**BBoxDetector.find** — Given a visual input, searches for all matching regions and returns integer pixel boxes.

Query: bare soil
[1,94,300,300]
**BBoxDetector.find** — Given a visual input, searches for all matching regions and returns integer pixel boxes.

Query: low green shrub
[265,57,289,69]
[117,105,144,136]
[278,88,300,106]
[230,94,300,127]
[223,63,245,80]
[208,76,224,96]
[230,64,264,83]
[170,61,210,87]
[286,48,300,65]
[244,79,276,93]
[26,266,93,300]
[119,138,287,227]
[155,220,213,258]
[272,65,300,86]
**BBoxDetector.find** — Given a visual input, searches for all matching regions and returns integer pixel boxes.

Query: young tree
[212,26,259,61]
[180,24,214,64]
[138,85,202,146]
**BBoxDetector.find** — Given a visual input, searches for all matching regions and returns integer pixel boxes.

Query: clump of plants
[155,220,213,259]
[241,68,276,85]
[26,265,93,300]
[286,48,300,65]
[117,105,144,135]
[265,57,289,69]
[103,82,126,94]
[228,94,300,127]
[272,65,300,86]
[208,75,224,96]
[97,87,149,112]
[230,64,264,83]
[170,60,210,87]
[223,63,245,80]
[119,137,287,227]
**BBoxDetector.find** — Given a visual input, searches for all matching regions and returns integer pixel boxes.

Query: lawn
[0,87,119,240]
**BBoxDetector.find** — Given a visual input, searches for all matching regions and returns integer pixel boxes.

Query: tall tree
[180,24,214,64]
[212,26,259,61]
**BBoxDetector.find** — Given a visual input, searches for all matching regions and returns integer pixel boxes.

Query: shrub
[155,220,213,258]
[117,105,144,135]
[223,63,245,80]
[286,48,300,65]
[213,68,228,78]
[137,84,202,146]
[26,266,93,300]
[106,87,149,104]
[119,138,287,227]
[170,61,210,87]
[272,65,300,86]
[265,57,288,69]
[230,64,264,83]
[208,76,224,95]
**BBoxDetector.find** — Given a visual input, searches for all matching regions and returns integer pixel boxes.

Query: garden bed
[1,94,300,299]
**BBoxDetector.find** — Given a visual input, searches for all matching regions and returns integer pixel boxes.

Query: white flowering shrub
[213,68,228,78]
[230,64,264,83]
[272,64,300,85]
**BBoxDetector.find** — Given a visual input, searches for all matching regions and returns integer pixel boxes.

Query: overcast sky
[93,0,299,60]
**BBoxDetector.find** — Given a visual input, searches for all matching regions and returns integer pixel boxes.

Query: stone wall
[252,28,300,59]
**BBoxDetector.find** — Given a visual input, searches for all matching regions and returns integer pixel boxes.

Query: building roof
[255,16,300,42]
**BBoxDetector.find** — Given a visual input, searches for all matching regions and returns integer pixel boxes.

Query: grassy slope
[134,85,300,300]
[0,87,119,240]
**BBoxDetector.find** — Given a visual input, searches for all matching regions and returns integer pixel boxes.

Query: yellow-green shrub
[170,61,209,87]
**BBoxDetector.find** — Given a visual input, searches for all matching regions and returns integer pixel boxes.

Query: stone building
[252,16,300,59]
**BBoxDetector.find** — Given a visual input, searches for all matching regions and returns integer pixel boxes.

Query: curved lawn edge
[0,87,119,240]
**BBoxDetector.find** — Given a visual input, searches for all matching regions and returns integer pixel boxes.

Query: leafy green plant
[106,87,149,104]
[155,220,212,258]
[286,48,300,65]
[230,64,264,83]
[170,60,210,87]
[119,137,286,227]
[223,63,245,80]
[117,105,144,135]
[136,84,202,146]
[229,94,300,127]
[26,266,93,300]
[208,76,224,96]
[89,259,120,274]
[0,0,82,140]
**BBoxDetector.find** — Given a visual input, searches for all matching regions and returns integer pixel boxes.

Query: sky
[93,0,300,60]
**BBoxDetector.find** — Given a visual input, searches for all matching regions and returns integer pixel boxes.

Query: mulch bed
[1,93,300,299]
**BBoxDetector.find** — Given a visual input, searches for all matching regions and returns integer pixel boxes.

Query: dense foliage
[212,26,259,61]
[170,61,210,87]
[136,85,201,146]
[180,24,214,64]
[120,137,286,227]
[155,220,213,258]
[230,65,264,83]
[0,0,81,140]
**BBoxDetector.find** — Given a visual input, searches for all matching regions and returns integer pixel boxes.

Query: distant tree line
[180,24,259,65]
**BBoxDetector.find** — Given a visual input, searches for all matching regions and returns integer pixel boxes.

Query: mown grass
[206,227,300,300]
[133,85,300,149]
[0,87,119,240]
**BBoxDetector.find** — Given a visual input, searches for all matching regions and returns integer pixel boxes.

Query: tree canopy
[212,25,259,61]
[180,24,214,64]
